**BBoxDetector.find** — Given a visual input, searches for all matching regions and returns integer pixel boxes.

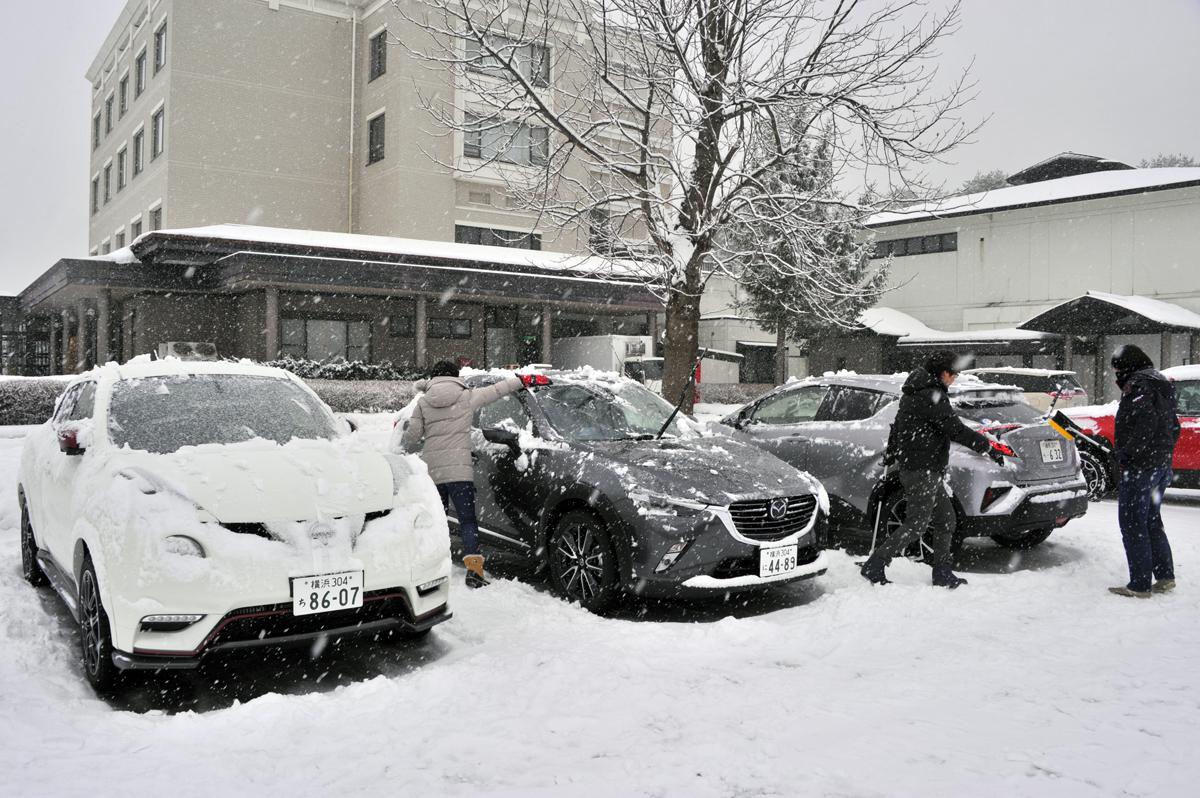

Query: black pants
[866,468,956,573]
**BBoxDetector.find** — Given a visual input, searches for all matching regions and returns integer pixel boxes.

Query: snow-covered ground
[2,430,1198,797]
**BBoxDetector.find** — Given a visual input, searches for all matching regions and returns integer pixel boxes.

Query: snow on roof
[84,247,137,264]
[79,356,295,383]
[965,367,1076,376]
[866,167,1200,227]
[154,224,650,280]
[1163,365,1200,382]
[1080,291,1200,331]
[859,307,1054,343]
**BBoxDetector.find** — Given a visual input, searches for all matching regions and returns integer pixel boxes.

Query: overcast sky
[1,0,1197,294]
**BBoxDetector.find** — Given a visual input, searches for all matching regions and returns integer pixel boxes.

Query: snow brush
[1047,410,1113,455]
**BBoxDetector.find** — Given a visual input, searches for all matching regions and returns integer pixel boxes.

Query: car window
[52,384,82,425]
[537,382,686,442]
[1176,381,1200,416]
[68,382,97,422]
[818,386,885,422]
[476,393,530,431]
[751,385,827,425]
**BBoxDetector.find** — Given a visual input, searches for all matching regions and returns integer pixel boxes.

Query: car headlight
[630,490,709,517]
[163,535,206,558]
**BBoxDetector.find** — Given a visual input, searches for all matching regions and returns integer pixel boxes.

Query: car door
[1173,379,1200,475]
[26,382,80,554]
[43,381,97,569]
[736,385,830,471]
[472,391,542,550]
[802,386,893,513]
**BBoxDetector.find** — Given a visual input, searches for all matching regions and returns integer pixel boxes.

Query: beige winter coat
[401,375,523,484]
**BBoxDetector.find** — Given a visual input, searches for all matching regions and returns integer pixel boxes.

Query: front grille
[727,495,818,541]
[711,546,820,579]
[205,590,417,652]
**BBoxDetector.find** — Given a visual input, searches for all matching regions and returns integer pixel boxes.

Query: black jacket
[1114,368,1180,471]
[885,368,992,471]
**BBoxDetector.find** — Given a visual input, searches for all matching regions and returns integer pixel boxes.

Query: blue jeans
[1117,467,1175,592]
[437,481,480,557]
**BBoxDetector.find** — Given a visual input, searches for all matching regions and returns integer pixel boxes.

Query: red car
[1064,365,1200,498]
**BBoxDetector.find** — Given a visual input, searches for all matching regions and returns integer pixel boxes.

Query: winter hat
[924,350,974,377]
[429,360,461,378]
[1111,344,1154,388]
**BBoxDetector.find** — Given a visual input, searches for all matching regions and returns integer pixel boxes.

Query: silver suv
[723,374,1090,552]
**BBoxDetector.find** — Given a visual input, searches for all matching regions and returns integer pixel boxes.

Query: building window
[117,147,127,191]
[368,29,387,81]
[388,313,414,337]
[464,35,549,87]
[101,239,111,255]
[463,113,548,166]
[367,113,385,164]
[871,231,958,259]
[91,178,100,215]
[428,317,473,339]
[103,164,112,204]
[92,113,101,150]
[118,74,129,117]
[104,94,114,133]
[149,206,162,231]
[281,318,371,362]
[454,224,541,250]
[153,21,167,74]
[131,218,143,239]
[115,232,126,249]
[135,48,147,96]
[151,107,165,159]
[132,129,144,175]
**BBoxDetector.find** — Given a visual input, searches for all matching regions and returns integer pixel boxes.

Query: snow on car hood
[112,437,395,523]
[585,432,819,506]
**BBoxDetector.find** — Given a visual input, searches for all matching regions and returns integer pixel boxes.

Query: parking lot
[1,428,1197,797]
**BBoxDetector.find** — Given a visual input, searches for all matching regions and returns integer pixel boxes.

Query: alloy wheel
[20,503,46,587]
[1079,451,1109,501]
[884,499,931,561]
[552,521,607,603]
[80,570,104,678]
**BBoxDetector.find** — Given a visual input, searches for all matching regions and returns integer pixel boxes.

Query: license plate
[1039,439,1064,464]
[292,571,364,616]
[759,544,799,579]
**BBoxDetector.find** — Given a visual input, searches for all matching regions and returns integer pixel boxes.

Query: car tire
[1078,449,1112,501]
[19,496,48,588]
[877,492,962,561]
[78,555,119,692]
[548,510,621,614]
[990,528,1053,550]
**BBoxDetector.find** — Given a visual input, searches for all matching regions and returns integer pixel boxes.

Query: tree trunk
[662,252,704,412]
[775,324,788,385]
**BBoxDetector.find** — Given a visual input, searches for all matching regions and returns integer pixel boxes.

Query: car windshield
[537,381,688,442]
[952,392,1045,425]
[108,374,341,454]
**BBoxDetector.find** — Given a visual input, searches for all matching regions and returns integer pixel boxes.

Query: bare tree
[1139,153,1197,168]
[395,0,975,408]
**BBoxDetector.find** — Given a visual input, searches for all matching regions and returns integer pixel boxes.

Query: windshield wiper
[656,347,709,439]
[622,433,657,441]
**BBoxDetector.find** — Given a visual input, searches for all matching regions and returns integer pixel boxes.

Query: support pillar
[264,287,280,361]
[48,316,59,376]
[60,309,72,374]
[648,311,659,355]
[541,304,553,364]
[1191,332,1200,366]
[1160,332,1172,371]
[415,295,427,368]
[76,299,90,371]
[95,291,111,365]
[1062,335,1074,372]
[1095,337,1107,402]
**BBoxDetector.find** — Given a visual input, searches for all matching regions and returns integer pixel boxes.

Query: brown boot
[463,555,490,589]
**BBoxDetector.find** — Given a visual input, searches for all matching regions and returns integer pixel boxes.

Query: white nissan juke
[18,358,451,690]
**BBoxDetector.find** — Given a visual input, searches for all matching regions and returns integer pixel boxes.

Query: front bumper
[113,590,451,670]
[960,480,1089,537]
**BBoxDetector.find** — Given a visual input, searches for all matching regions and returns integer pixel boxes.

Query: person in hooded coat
[1108,344,1180,598]
[401,361,548,587]
[861,350,1009,588]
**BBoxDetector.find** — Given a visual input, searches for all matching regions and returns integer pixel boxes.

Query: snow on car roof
[77,357,294,383]
[1163,365,1200,381]
[783,372,1022,396]
[965,367,1077,376]
[865,167,1200,227]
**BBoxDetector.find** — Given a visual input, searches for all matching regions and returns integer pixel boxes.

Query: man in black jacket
[861,351,1006,588]
[1108,345,1180,598]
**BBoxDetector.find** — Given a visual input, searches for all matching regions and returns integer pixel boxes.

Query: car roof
[964,367,1077,377]
[781,372,1022,397]
[77,357,294,384]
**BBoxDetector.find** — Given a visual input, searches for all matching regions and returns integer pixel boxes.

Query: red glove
[520,373,552,387]
[989,439,1017,458]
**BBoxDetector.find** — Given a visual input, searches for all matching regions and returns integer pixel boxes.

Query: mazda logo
[768,497,789,521]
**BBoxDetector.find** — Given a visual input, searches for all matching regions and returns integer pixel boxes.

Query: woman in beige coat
[402,361,548,587]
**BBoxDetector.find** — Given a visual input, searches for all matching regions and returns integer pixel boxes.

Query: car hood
[111,439,395,523]
[581,432,820,506]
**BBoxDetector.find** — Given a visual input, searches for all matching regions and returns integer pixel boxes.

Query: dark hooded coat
[1114,368,1181,471]
[885,367,992,472]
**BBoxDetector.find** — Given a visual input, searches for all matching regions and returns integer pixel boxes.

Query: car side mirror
[58,427,86,456]
[482,427,520,450]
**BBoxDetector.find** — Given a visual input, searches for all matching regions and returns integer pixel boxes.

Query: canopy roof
[859,307,1055,346]
[1019,291,1200,335]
